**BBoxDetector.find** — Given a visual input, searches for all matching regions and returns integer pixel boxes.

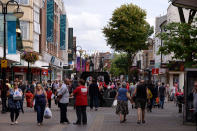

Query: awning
[171,0,197,10]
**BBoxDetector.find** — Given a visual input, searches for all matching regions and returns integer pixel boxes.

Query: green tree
[110,53,128,77]
[158,18,197,67]
[103,3,153,82]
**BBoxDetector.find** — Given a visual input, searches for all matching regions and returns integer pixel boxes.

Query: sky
[63,0,169,54]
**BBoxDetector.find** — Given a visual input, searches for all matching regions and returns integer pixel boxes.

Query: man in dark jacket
[152,82,159,107]
[159,83,166,109]
[89,79,99,110]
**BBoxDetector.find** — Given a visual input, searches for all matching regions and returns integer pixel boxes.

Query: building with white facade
[153,4,193,91]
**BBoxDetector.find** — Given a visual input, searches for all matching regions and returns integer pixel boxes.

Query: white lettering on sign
[81,88,87,93]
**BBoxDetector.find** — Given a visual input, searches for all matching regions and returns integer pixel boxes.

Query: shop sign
[1,60,7,68]
[152,68,159,75]
[13,67,27,72]
[42,69,48,76]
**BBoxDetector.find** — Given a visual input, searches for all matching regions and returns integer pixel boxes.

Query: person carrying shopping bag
[7,82,23,125]
[32,83,48,126]
[115,82,132,123]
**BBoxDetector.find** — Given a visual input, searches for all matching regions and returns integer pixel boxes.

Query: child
[46,87,53,108]
[25,90,33,108]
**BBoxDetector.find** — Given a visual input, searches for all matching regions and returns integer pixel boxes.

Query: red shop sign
[42,69,48,76]
[152,68,159,75]
[14,67,27,72]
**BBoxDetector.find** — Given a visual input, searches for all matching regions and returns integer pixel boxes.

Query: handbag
[13,90,22,100]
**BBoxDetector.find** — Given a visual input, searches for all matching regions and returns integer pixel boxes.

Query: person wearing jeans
[57,78,70,124]
[71,79,88,125]
[159,97,165,109]
[8,82,23,125]
[159,83,166,109]
[89,79,99,110]
[33,83,47,126]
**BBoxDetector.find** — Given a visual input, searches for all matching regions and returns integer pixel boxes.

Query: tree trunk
[127,52,135,83]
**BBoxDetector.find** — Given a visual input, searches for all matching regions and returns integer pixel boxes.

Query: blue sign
[7,21,16,54]
[60,14,66,50]
[46,0,54,42]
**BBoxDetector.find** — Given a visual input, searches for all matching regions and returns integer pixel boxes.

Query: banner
[86,62,90,72]
[46,0,54,42]
[7,21,16,54]
[68,28,73,49]
[82,59,85,72]
[77,57,80,71]
[60,14,66,50]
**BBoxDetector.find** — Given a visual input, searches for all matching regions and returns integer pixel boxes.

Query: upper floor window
[20,21,29,40]
[15,0,29,5]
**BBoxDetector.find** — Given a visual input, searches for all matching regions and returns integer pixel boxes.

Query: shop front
[184,68,197,124]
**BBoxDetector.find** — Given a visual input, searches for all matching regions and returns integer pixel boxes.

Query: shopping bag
[51,94,55,99]
[44,107,52,119]
[112,99,117,107]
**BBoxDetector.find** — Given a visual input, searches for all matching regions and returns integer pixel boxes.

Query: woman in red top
[71,79,88,125]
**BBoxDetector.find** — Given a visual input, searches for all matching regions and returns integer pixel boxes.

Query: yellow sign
[1,60,7,68]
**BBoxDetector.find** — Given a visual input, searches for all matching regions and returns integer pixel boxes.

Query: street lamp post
[0,0,24,113]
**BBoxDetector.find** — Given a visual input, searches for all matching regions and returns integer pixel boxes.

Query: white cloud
[68,12,102,30]
[146,17,155,27]
[63,0,169,53]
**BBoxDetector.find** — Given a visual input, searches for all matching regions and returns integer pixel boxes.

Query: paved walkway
[0,102,195,131]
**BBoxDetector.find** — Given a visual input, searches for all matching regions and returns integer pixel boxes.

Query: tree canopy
[103,3,153,81]
[103,3,153,53]
[158,18,197,67]
[110,53,128,77]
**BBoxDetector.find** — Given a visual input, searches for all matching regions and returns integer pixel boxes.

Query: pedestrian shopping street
[0,102,195,131]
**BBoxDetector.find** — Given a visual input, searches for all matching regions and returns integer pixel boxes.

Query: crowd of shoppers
[1,76,197,126]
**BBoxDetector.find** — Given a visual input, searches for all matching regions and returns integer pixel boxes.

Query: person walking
[129,83,136,109]
[71,79,88,125]
[33,83,48,126]
[115,82,132,123]
[89,79,99,111]
[159,83,166,109]
[18,80,26,113]
[25,90,34,108]
[175,89,184,113]
[30,81,36,94]
[152,82,159,107]
[7,82,23,125]
[147,83,153,112]
[57,78,70,124]
[46,87,52,108]
[132,80,150,124]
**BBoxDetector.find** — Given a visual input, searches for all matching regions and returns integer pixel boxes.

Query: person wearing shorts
[132,80,150,124]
